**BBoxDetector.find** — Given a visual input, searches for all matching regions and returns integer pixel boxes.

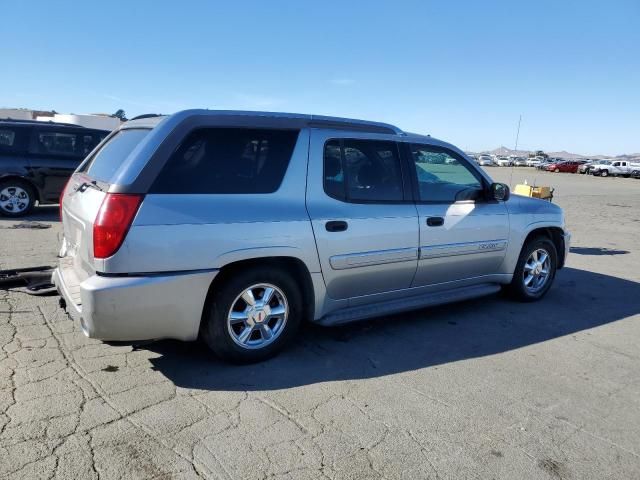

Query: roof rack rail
[0,118,85,128]
[129,113,164,121]
[308,115,404,136]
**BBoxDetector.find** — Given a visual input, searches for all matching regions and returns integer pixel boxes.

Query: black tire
[505,236,558,302]
[201,267,303,363]
[554,168,560,173]
[600,170,608,177]
[0,179,36,217]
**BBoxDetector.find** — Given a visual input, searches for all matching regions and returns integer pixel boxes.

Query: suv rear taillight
[93,193,143,259]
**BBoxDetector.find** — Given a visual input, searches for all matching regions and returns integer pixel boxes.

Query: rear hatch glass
[79,128,150,182]
[61,128,150,279]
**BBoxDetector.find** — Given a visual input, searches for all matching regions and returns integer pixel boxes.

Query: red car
[545,161,582,173]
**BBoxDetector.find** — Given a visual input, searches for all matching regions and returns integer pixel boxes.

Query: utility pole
[510,114,522,189]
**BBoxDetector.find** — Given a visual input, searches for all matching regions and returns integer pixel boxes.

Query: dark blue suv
[0,120,108,216]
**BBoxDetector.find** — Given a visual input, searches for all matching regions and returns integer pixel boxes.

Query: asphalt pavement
[1,168,639,479]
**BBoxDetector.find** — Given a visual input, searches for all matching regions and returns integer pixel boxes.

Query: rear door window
[80,129,150,182]
[150,128,299,194]
[323,139,404,202]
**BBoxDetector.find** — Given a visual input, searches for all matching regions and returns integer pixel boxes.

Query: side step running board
[317,283,501,326]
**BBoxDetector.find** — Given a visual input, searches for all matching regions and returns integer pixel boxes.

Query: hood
[509,194,564,225]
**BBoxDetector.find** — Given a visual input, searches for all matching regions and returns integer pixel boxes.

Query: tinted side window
[0,127,28,155]
[410,144,484,203]
[323,139,403,202]
[0,129,16,147]
[29,129,87,158]
[323,140,344,199]
[81,132,106,156]
[151,128,299,194]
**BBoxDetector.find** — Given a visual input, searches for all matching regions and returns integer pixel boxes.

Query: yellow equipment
[513,183,554,201]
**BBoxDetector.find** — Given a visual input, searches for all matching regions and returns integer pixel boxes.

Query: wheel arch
[200,256,316,334]
[0,174,41,202]
[522,226,566,269]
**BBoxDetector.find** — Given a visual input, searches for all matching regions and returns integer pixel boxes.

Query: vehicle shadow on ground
[0,205,60,224]
[147,267,640,391]
[570,246,630,256]
[30,205,60,221]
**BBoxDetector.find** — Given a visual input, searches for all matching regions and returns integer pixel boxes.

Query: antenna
[509,114,522,188]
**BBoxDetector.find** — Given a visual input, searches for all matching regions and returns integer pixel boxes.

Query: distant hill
[485,146,530,156]
[546,150,585,160]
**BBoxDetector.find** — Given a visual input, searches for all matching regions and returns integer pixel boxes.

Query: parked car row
[467,152,640,179]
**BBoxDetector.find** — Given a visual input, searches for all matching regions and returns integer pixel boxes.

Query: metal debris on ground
[0,221,52,229]
[0,265,56,295]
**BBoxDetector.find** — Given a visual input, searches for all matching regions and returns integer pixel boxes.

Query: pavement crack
[37,305,212,478]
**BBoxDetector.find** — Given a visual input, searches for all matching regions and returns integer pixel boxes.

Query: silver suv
[54,110,570,363]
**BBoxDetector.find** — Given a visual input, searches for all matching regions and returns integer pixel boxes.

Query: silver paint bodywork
[53,110,570,342]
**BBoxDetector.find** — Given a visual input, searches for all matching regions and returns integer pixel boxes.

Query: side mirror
[489,182,510,201]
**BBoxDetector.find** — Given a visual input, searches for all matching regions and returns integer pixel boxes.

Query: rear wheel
[0,179,36,217]
[505,236,557,302]
[201,267,302,363]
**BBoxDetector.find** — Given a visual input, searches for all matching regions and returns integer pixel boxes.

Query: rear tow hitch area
[0,265,57,296]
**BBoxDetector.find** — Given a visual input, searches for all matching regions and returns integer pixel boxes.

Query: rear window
[150,128,299,194]
[81,129,150,182]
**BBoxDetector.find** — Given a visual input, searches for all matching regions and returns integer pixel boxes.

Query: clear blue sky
[2,0,638,155]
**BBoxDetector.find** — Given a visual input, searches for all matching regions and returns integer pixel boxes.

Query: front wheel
[554,168,560,173]
[201,267,302,363]
[505,236,557,302]
[600,170,608,177]
[0,180,36,217]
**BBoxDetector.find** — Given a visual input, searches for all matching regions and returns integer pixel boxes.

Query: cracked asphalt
[1,169,639,479]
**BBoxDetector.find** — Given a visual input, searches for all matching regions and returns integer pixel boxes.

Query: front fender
[501,195,566,274]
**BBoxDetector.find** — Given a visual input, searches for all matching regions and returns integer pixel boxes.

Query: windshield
[79,129,151,183]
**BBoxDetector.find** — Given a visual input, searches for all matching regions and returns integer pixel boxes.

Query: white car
[478,155,494,166]
[496,157,513,167]
[513,157,527,167]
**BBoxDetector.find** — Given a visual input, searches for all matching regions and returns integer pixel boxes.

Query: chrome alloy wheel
[523,248,551,293]
[227,283,288,350]
[0,186,30,214]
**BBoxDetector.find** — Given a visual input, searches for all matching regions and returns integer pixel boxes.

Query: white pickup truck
[591,160,640,177]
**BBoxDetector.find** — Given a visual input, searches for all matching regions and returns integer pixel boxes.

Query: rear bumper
[53,265,218,341]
